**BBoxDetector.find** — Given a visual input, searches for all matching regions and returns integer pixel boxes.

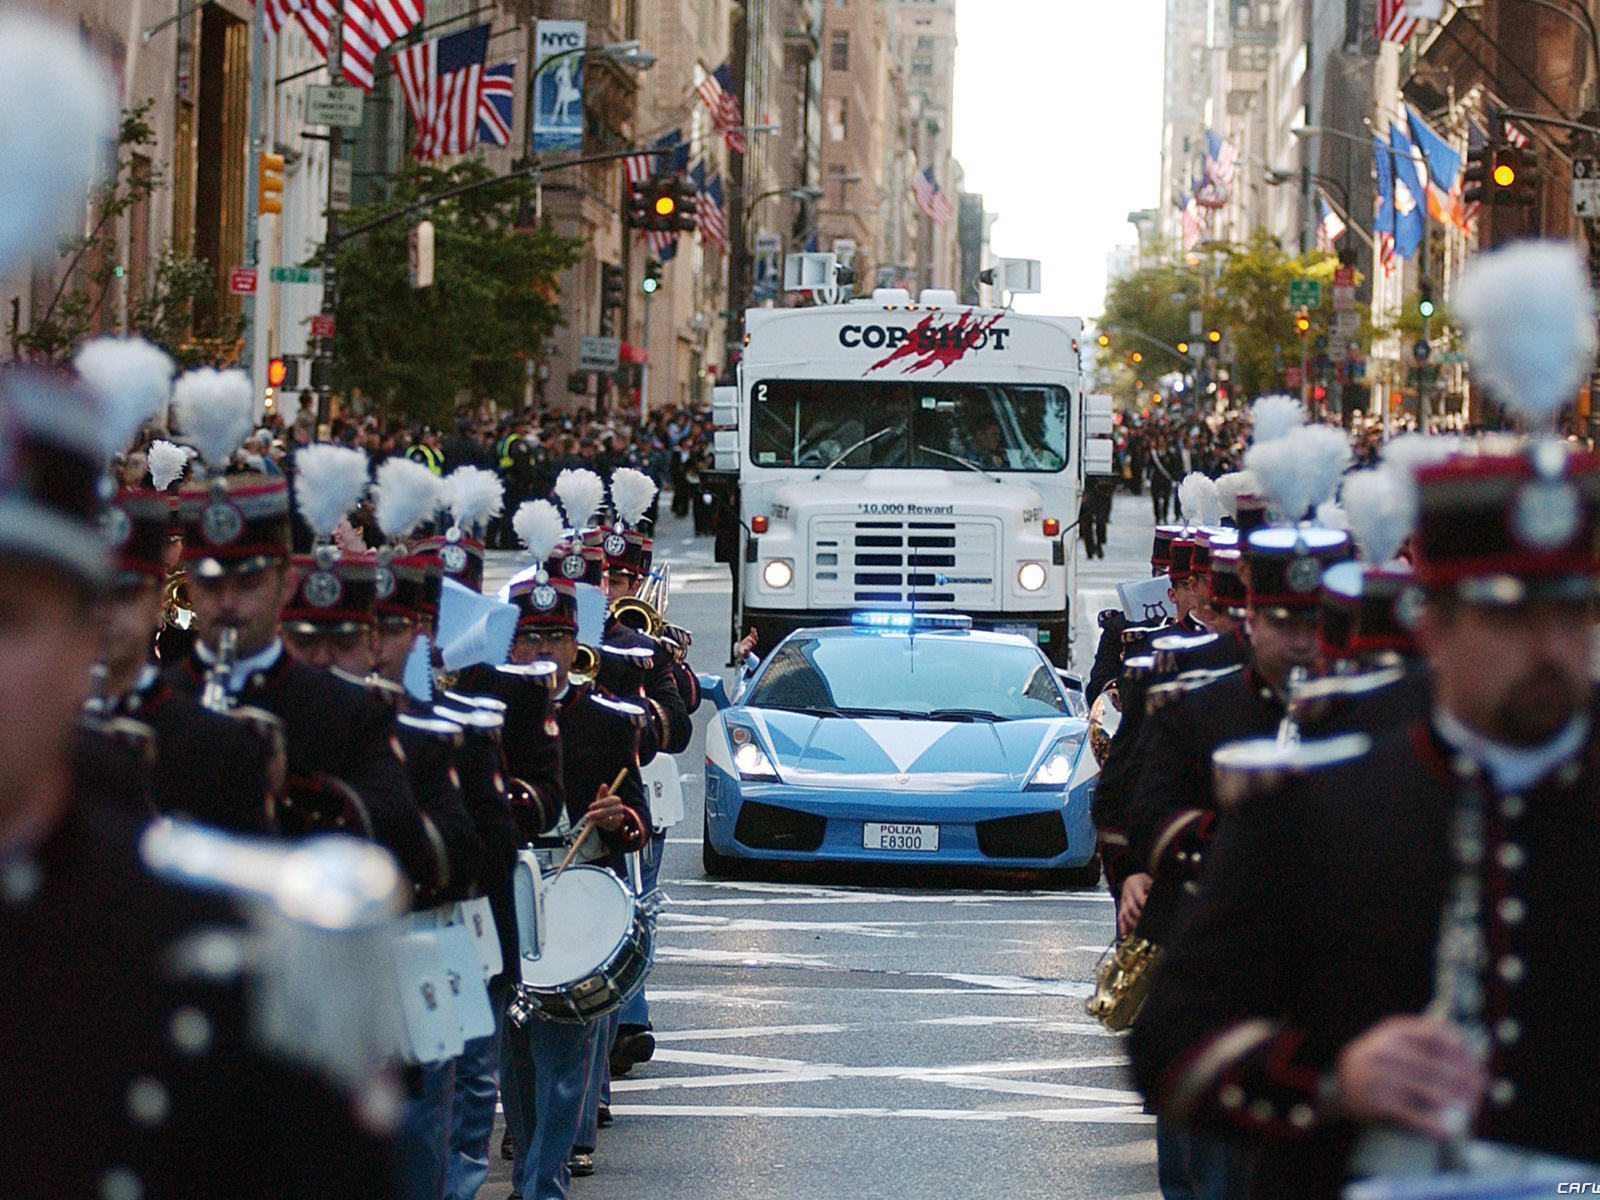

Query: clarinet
[200,625,238,713]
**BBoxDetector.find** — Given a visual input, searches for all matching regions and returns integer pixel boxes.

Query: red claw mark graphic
[866,311,1008,376]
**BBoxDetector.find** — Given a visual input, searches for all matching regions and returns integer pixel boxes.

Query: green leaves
[330,161,580,425]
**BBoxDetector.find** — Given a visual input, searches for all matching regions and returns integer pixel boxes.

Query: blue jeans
[501,1014,594,1200]
[578,1010,618,1149]
[616,830,664,1030]
[1157,1116,1252,1200]
[443,979,508,1200]
[398,1058,457,1200]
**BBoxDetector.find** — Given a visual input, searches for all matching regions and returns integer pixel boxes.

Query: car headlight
[1017,561,1048,592]
[1026,733,1085,789]
[763,558,794,589]
[728,722,778,781]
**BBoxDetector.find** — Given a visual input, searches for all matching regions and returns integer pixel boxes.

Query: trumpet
[162,569,195,631]
[570,643,600,686]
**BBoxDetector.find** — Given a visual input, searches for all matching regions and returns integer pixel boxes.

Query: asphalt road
[477,492,1161,1200]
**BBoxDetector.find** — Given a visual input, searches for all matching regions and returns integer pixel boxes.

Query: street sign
[1413,339,1431,364]
[270,266,324,285]
[227,266,257,294]
[578,335,621,372]
[306,84,364,128]
[1285,366,1303,389]
[330,159,352,213]
[1288,279,1322,308]
[1333,266,1356,287]
[1333,285,1356,311]
[1333,310,1361,341]
[1574,177,1600,218]
[310,313,336,338]
[1189,309,1203,336]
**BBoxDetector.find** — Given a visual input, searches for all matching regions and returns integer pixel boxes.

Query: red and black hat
[1233,493,1269,537]
[375,552,440,624]
[1151,525,1184,575]
[1412,446,1600,604]
[105,489,172,585]
[595,526,653,579]
[175,475,292,578]
[1320,561,1418,662]
[281,549,378,628]
[0,368,113,590]
[1194,528,1237,580]
[506,572,578,632]
[412,528,485,593]
[1209,549,1249,619]
[559,537,605,588]
[1245,527,1352,616]
[1168,537,1199,583]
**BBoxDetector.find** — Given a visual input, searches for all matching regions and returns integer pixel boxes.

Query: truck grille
[809,517,1001,608]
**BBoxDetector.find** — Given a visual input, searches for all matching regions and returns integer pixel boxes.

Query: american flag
[691,162,729,249]
[623,152,654,187]
[394,25,490,161]
[1205,129,1238,187]
[1376,0,1418,44]
[289,0,422,92]
[695,63,748,154]
[1379,233,1396,274]
[1180,197,1204,251]
[476,61,515,146]
[1503,120,1530,148]
[1317,197,1347,251]
[912,166,955,224]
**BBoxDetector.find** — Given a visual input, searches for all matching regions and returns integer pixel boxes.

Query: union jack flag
[476,61,515,146]
[912,166,955,224]
[1376,0,1418,44]
[393,25,490,161]
[691,161,729,249]
[695,63,747,154]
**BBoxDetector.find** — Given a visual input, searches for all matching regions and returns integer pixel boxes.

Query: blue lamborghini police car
[700,613,1101,886]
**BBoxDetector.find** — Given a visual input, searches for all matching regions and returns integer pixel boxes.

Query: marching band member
[1130,241,1600,1197]
[499,503,649,1199]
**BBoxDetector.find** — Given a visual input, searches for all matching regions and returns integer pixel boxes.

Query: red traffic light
[267,357,287,388]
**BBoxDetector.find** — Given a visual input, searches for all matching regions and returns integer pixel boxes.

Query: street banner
[532,20,585,153]
[752,233,782,302]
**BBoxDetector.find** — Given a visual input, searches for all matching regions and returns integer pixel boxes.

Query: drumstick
[551,768,632,880]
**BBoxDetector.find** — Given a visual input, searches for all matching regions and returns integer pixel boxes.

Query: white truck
[710,269,1108,668]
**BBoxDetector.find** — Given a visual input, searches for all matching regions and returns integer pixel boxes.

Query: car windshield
[747,634,1069,719]
[748,379,1070,472]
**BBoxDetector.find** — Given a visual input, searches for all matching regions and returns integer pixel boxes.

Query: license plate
[863,822,939,852]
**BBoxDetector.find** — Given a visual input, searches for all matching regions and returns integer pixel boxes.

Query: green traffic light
[641,277,659,295]
[1418,298,1435,318]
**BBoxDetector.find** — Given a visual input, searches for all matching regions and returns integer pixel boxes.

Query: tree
[331,161,580,425]
[127,242,246,371]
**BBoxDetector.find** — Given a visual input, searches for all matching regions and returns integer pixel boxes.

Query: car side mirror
[698,672,731,710]
[1056,669,1087,717]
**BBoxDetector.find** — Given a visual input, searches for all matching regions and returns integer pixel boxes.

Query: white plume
[293,444,370,541]
[1214,470,1260,519]
[1455,240,1597,427]
[1340,467,1414,564]
[1246,425,1351,521]
[444,466,504,533]
[1177,472,1223,527]
[74,337,175,456]
[147,439,192,491]
[1379,431,1461,478]
[513,499,566,565]
[554,467,605,530]
[0,15,117,272]
[372,456,445,542]
[610,466,659,529]
[171,367,254,469]
[1315,501,1349,531]
[1250,394,1307,444]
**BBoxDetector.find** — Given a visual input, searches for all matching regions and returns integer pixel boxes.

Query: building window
[912,58,932,75]
[830,30,849,71]
[827,97,846,141]
[916,35,934,48]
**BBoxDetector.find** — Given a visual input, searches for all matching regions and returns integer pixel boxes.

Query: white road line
[655,947,839,969]
[653,1024,853,1043]
[609,1102,1152,1125]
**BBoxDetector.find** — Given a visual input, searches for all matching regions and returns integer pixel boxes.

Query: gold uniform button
[126,1076,170,1126]
[1498,794,1525,820]
[1489,1078,1516,1107]
[1496,843,1525,871]
[1288,1103,1316,1129]
[1497,955,1526,984]
[99,1168,143,1200]
[1497,896,1526,926]
[1495,1017,1522,1046]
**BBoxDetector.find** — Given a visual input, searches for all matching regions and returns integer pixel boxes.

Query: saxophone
[1086,933,1163,1031]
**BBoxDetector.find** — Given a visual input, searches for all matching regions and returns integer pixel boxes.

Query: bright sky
[953,1,1165,321]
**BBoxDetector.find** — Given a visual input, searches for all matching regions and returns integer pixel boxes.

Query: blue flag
[1388,123,1425,259]
[1406,105,1467,227]
[1373,132,1395,238]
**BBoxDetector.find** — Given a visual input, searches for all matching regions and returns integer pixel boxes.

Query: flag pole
[317,8,344,434]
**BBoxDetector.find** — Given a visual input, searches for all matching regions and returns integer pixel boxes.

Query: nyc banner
[532,19,585,153]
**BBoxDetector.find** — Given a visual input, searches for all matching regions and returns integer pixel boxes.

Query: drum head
[520,865,633,986]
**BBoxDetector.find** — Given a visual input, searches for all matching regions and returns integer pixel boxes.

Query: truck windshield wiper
[914,443,999,481]
[816,426,896,476]
[925,708,1006,722]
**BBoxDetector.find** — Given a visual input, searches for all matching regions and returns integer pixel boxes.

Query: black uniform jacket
[553,681,649,871]
[1130,703,1600,1198]
[167,648,432,887]
[1086,608,1128,707]
[394,710,484,907]
[449,667,564,842]
[107,672,275,834]
[600,617,692,758]
[0,800,396,1199]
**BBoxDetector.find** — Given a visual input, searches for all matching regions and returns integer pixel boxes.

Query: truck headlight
[1017,561,1048,592]
[763,559,794,589]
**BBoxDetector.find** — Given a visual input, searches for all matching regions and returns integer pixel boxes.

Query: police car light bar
[851,611,974,631]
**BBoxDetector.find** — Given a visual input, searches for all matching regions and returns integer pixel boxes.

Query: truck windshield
[748,380,1070,472]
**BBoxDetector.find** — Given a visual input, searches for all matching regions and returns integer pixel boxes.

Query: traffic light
[268,358,288,388]
[626,179,653,230]
[1294,307,1311,336]
[1176,340,1189,354]
[258,152,284,216]
[1418,281,1435,320]
[1463,142,1491,207]
[1498,146,1540,205]
[601,262,625,312]
[1131,351,1143,364]
[642,258,662,294]
[1207,328,1221,344]
[1096,332,1110,348]
[664,176,699,233]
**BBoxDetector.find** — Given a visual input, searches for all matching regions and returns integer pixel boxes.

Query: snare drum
[512,861,655,1025]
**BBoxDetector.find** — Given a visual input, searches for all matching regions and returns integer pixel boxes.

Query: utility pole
[242,0,265,392]
[316,10,343,432]
[723,6,748,378]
